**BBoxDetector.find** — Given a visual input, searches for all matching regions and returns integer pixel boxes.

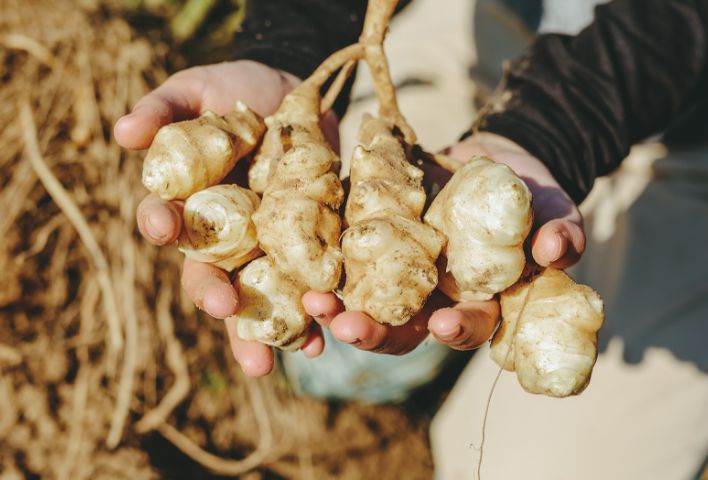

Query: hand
[115,61,339,376]
[306,131,585,354]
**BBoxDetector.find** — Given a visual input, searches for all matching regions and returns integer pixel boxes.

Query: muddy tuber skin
[142,101,265,200]
[424,156,532,301]
[491,267,605,397]
[342,114,444,325]
[251,49,354,294]
[178,184,261,272]
[233,256,311,351]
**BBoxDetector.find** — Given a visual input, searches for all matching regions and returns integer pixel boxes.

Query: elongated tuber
[342,114,444,325]
[491,267,605,397]
[178,184,261,272]
[424,156,532,301]
[251,46,365,293]
[234,256,311,350]
[142,101,265,200]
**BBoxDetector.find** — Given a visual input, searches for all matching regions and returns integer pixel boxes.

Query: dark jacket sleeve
[232,0,368,117]
[474,0,708,203]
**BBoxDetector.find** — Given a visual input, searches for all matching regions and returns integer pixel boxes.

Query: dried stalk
[135,286,190,433]
[18,99,124,370]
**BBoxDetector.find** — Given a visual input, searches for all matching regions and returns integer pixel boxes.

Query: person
[114,0,584,378]
[115,0,708,477]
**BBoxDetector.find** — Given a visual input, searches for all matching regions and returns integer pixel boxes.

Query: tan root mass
[425,156,532,301]
[142,102,265,200]
[491,268,605,397]
[178,184,262,271]
[342,115,444,325]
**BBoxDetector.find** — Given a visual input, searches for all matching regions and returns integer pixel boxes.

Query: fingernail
[145,216,168,241]
[436,324,461,341]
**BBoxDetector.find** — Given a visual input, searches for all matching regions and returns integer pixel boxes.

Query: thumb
[114,75,203,150]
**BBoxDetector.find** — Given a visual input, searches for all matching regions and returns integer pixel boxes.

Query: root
[360,0,416,143]
[19,99,124,371]
[135,285,190,434]
[321,60,358,115]
[106,239,139,449]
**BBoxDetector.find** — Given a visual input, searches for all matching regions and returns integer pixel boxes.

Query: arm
[326,0,708,355]
[474,0,708,203]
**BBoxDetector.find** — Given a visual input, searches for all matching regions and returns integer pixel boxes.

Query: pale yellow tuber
[342,114,444,325]
[142,101,265,200]
[250,45,365,293]
[178,184,261,272]
[233,256,311,351]
[490,267,605,397]
[424,156,532,301]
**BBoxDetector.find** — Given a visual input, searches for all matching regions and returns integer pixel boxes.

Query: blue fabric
[280,330,452,404]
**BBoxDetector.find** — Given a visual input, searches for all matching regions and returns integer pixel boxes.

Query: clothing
[233,0,708,204]
[474,0,708,203]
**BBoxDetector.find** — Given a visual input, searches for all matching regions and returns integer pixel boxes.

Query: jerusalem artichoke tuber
[424,156,532,301]
[142,101,265,200]
[490,267,605,397]
[178,184,261,272]
[342,114,444,325]
[250,46,366,293]
[233,256,311,351]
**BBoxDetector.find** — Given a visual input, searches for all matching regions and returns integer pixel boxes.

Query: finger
[224,316,274,377]
[181,258,238,319]
[428,300,500,350]
[114,75,203,150]
[136,193,183,246]
[302,291,344,328]
[329,307,431,355]
[300,324,325,358]
[531,219,586,269]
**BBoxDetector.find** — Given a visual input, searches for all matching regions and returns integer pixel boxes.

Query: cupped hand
[115,60,336,376]
[307,131,585,354]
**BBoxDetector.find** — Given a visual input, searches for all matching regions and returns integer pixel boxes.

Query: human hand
[305,131,585,354]
[115,60,340,376]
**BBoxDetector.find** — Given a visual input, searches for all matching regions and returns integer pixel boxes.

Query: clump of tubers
[424,156,532,301]
[491,267,605,397]
[235,256,311,351]
[178,184,261,272]
[142,101,265,200]
[342,114,444,325]
[137,0,608,396]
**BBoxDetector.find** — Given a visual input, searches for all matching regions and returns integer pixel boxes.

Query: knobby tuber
[249,45,366,293]
[178,184,261,272]
[235,256,310,351]
[491,267,605,397]
[342,114,444,325]
[142,101,265,200]
[424,156,532,301]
